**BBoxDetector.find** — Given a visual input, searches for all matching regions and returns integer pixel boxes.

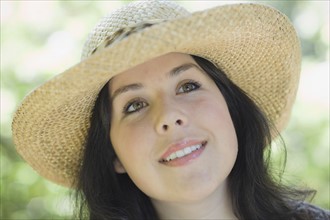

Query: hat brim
[12,3,301,187]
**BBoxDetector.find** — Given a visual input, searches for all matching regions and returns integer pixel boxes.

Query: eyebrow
[111,63,200,102]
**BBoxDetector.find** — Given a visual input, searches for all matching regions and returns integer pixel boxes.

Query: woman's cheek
[113,118,151,156]
[194,94,234,134]
[190,95,225,116]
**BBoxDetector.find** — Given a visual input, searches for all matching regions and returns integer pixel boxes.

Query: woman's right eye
[123,99,148,114]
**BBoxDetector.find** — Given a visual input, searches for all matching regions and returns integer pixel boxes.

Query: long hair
[74,75,157,219]
[192,56,314,220]
[75,55,314,219]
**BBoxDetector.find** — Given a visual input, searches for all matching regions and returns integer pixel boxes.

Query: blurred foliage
[1,0,329,219]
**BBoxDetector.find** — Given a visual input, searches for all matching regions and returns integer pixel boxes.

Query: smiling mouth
[159,141,207,163]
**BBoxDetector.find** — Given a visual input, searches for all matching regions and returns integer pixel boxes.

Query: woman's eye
[177,81,201,94]
[124,99,148,114]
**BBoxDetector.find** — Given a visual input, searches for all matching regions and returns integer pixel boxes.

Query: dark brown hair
[75,55,314,220]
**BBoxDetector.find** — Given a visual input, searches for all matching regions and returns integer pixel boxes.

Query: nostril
[162,124,168,130]
[175,119,183,125]
[161,119,183,132]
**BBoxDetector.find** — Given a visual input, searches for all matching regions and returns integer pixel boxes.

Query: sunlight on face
[109,52,238,203]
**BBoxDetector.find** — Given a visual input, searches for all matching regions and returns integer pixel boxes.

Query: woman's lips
[159,140,207,166]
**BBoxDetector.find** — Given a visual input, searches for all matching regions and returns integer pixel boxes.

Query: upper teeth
[163,144,202,162]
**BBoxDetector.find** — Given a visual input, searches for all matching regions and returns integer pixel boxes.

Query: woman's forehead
[109,53,197,91]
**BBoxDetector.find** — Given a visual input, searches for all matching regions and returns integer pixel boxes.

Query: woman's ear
[113,158,126,174]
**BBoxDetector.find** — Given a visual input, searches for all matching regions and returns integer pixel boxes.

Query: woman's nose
[154,99,188,134]
[161,118,184,131]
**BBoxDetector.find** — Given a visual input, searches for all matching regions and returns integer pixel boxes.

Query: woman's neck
[151,181,237,219]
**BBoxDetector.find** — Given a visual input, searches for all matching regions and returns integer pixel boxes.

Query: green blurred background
[1,1,329,219]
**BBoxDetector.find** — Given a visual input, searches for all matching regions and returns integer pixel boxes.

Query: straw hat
[12,1,301,187]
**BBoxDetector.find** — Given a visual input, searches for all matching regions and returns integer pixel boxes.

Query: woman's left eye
[177,81,201,94]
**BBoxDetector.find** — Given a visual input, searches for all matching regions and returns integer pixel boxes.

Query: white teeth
[183,147,192,155]
[169,153,176,160]
[163,144,202,162]
[176,150,185,158]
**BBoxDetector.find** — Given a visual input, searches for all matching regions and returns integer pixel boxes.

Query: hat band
[90,19,166,57]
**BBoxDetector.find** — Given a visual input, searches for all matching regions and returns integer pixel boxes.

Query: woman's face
[109,52,238,203]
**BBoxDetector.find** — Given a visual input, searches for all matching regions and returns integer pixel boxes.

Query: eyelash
[177,80,201,94]
[123,80,202,115]
[123,98,148,115]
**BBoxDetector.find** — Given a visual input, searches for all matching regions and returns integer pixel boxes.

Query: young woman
[12,1,329,219]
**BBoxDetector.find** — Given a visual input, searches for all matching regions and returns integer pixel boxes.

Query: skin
[109,52,238,219]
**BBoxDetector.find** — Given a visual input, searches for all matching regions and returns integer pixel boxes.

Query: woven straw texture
[12,1,301,187]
